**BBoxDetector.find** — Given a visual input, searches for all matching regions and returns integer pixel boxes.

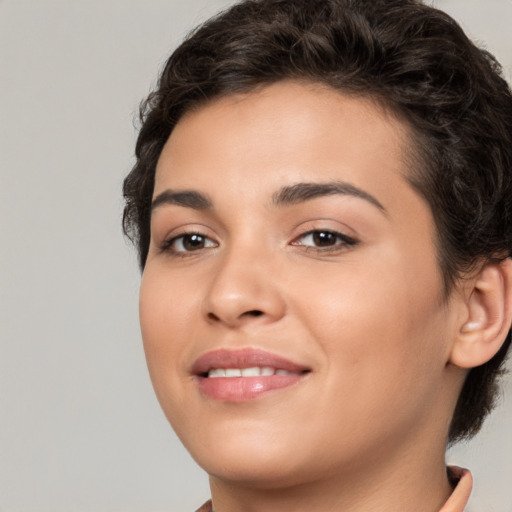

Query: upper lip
[191,348,310,376]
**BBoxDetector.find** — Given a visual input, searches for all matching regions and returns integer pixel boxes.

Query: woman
[123,1,512,510]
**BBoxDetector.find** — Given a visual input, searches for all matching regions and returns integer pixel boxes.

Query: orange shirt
[440,467,473,512]
[195,467,473,512]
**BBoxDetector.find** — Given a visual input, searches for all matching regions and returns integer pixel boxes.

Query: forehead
[155,81,413,198]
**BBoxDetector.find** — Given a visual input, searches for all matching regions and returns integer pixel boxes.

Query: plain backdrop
[0,1,511,511]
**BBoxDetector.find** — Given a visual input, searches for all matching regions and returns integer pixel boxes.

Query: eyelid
[290,227,359,252]
[159,227,219,255]
[155,222,359,256]
[292,229,357,244]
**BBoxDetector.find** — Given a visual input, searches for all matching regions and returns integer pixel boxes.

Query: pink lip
[191,348,310,402]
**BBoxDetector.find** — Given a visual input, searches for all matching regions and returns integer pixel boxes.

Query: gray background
[0,1,511,511]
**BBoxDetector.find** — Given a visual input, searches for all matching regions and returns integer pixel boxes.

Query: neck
[209,431,453,512]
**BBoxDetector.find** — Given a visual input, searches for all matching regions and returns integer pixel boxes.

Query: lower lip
[197,374,304,401]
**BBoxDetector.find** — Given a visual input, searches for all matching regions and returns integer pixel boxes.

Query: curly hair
[123,0,512,443]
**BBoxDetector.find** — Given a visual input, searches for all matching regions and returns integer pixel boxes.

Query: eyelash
[160,229,358,257]
[291,229,358,253]
[160,231,217,256]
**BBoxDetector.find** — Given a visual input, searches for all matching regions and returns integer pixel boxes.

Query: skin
[140,81,470,512]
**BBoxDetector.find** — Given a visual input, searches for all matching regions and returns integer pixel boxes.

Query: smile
[207,367,299,378]
[192,349,311,401]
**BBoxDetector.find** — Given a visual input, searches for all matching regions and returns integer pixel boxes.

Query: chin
[183,429,312,487]
[203,457,314,490]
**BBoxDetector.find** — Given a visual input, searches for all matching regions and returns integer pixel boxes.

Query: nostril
[206,309,264,324]
[245,310,263,317]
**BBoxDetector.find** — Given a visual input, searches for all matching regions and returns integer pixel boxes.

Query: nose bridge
[203,236,286,327]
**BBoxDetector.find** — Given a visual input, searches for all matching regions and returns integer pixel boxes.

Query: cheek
[139,266,199,392]
[293,252,449,406]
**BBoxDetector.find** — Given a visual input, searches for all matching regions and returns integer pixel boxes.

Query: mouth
[191,348,311,402]
[206,366,303,378]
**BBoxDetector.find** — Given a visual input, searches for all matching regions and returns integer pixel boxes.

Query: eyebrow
[151,181,386,214]
[151,189,213,211]
[272,181,386,213]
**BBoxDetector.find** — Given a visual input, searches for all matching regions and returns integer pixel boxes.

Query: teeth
[241,367,261,377]
[206,367,296,378]
[225,368,242,377]
[208,369,226,378]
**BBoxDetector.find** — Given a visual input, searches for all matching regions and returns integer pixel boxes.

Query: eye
[291,229,357,251]
[162,232,217,254]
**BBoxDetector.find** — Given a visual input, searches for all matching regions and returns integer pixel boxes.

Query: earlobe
[450,258,512,369]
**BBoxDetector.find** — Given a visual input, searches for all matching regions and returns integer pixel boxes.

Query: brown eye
[163,232,217,254]
[292,230,358,251]
[312,231,337,247]
[182,234,207,250]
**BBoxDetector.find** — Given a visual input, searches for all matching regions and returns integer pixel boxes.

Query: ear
[449,258,512,369]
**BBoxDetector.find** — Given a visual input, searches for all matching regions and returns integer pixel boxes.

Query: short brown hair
[123,0,512,443]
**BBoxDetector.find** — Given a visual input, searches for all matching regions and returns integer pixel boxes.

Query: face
[140,81,459,488]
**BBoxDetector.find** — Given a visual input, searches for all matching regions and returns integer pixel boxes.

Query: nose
[202,244,286,328]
